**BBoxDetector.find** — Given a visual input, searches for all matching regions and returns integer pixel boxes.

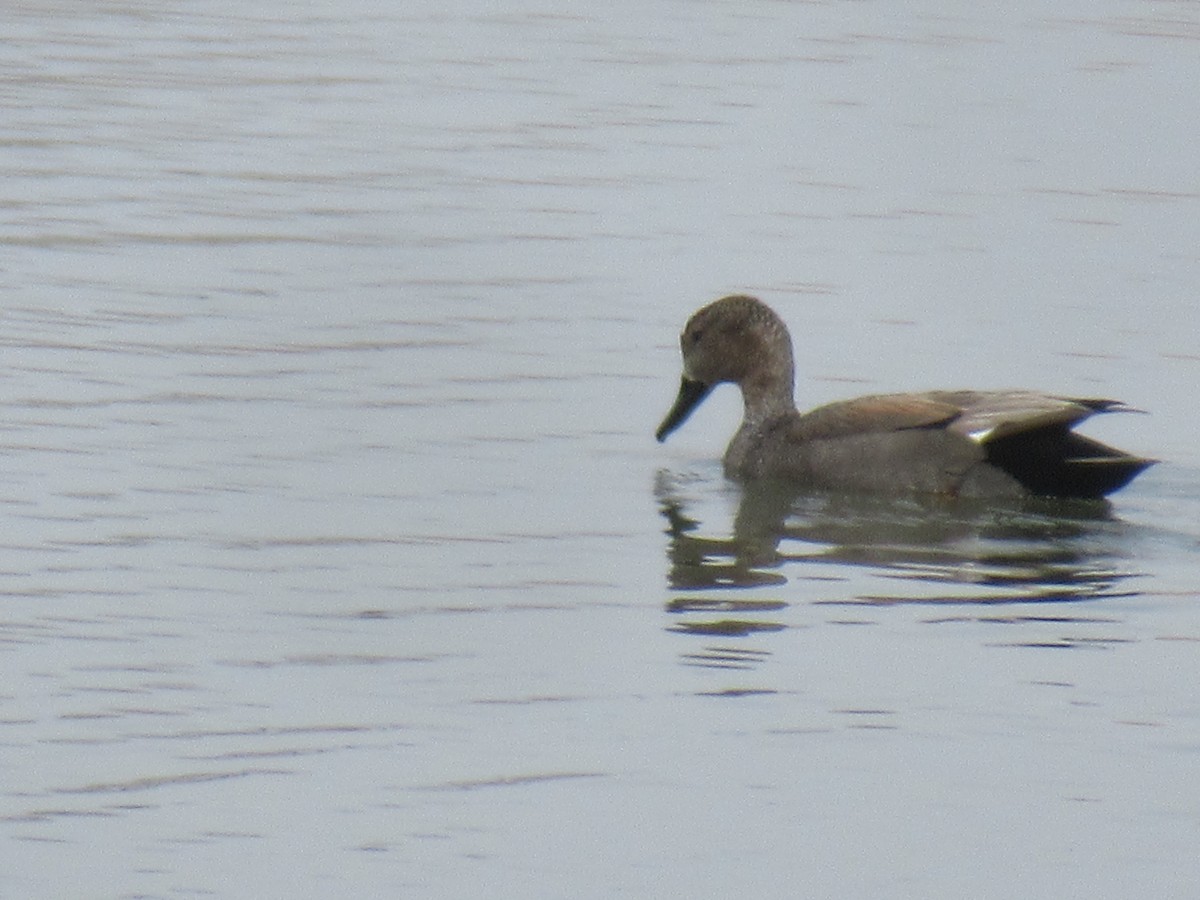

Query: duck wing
[791,391,1152,498]
[793,391,1132,443]
[931,391,1134,443]
[790,392,963,441]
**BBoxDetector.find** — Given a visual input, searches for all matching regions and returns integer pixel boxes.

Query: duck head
[656,295,796,442]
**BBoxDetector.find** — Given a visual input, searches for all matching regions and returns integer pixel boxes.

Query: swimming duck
[656,295,1154,499]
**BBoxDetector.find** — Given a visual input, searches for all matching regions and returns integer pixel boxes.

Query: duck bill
[656,377,714,442]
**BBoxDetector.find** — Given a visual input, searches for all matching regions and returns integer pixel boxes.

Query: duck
[656,295,1154,499]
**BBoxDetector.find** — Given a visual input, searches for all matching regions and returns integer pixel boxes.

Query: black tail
[985,427,1155,499]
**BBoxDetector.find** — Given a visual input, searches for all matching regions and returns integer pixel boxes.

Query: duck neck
[740,357,796,427]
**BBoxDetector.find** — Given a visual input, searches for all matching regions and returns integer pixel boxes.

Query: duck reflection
[656,469,1144,667]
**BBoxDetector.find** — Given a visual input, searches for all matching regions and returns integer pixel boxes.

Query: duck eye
[688,329,703,344]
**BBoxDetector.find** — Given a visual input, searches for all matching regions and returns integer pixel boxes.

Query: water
[2,2,1199,898]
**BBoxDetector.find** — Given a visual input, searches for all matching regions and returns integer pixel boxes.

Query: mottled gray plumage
[657,295,1153,498]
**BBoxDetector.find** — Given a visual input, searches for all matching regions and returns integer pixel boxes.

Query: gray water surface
[3,2,1199,898]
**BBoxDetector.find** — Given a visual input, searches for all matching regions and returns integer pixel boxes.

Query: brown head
[656,295,796,442]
